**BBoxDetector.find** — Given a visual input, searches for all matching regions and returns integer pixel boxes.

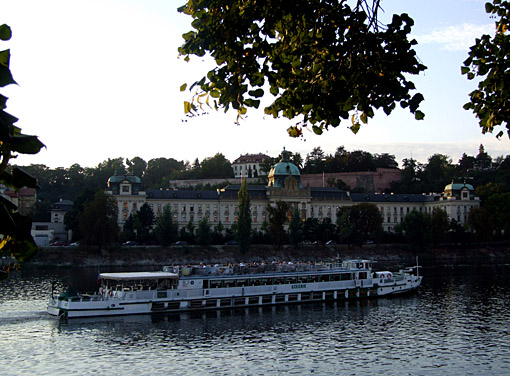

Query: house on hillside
[232,153,271,178]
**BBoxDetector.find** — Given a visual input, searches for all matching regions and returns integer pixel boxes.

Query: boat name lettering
[291,284,306,289]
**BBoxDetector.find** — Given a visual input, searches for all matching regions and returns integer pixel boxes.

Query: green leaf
[360,112,368,124]
[248,88,264,98]
[312,125,323,135]
[485,2,494,13]
[0,24,12,41]
[414,110,425,120]
[461,66,470,75]
[350,123,360,134]
[0,64,16,87]
[10,135,46,155]
[180,83,187,92]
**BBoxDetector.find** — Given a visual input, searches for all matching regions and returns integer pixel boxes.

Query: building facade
[232,153,271,178]
[108,152,480,233]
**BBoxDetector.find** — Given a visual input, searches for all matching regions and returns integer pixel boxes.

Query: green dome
[268,149,302,188]
[271,162,301,176]
[108,175,141,184]
[444,182,474,191]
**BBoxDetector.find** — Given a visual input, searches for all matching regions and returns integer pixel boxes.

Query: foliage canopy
[178,0,426,137]
[462,0,510,138]
[0,24,44,271]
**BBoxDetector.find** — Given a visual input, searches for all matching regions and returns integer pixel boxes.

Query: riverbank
[27,242,510,268]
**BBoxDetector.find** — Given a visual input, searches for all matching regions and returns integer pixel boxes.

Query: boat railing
[168,260,353,278]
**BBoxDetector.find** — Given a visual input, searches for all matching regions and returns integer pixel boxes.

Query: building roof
[350,193,436,203]
[147,189,220,200]
[53,199,74,211]
[310,187,350,200]
[219,185,268,200]
[233,153,270,164]
[108,174,141,184]
[268,149,302,188]
[444,183,474,191]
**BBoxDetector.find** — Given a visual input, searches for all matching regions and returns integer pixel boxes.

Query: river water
[0,260,509,375]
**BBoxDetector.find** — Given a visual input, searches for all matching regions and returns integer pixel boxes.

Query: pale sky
[1,0,509,169]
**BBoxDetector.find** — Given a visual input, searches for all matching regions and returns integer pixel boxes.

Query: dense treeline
[12,144,510,224]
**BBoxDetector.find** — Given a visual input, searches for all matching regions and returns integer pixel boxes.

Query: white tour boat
[47,259,422,319]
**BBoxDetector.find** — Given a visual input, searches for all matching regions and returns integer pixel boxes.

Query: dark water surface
[1,261,509,375]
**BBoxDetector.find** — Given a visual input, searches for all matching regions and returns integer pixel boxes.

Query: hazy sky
[2,0,509,168]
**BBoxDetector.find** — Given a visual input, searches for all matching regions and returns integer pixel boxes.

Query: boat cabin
[99,271,179,291]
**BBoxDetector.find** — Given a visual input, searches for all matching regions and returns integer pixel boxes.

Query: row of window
[202,272,366,289]
[118,200,477,225]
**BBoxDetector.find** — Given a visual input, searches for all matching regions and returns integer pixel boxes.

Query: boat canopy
[99,272,178,281]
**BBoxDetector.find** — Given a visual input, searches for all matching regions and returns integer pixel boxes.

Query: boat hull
[47,275,422,319]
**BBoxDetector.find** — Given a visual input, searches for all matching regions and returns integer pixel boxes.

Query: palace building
[107,150,480,233]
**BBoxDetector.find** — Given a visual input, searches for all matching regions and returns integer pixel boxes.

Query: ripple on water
[1,263,510,375]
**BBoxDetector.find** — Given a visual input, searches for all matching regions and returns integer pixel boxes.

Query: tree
[336,203,382,246]
[458,153,476,173]
[196,217,212,246]
[431,207,450,245]
[336,207,354,245]
[468,206,494,242]
[485,192,510,237]
[303,217,320,242]
[374,153,399,169]
[126,157,147,178]
[78,191,119,248]
[462,0,510,138]
[317,217,337,242]
[0,24,44,274]
[288,207,304,245]
[397,209,432,249]
[304,147,326,173]
[212,222,225,244]
[267,201,290,250]
[178,0,426,137]
[344,150,376,172]
[136,203,155,242]
[237,179,252,253]
[200,153,234,179]
[144,157,185,188]
[424,154,454,193]
[64,187,97,242]
[154,204,178,246]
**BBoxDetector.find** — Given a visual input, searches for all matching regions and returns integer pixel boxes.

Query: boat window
[203,280,209,289]
[331,274,341,281]
[341,273,351,281]
[274,277,284,285]
[286,277,297,284]
[359,272,368,279]
[297,276,308,284]
[224,280,235,288]
[261,278,271,285]
[236,279,248,287]
[309,275,321,283]
[210,280,223,288]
